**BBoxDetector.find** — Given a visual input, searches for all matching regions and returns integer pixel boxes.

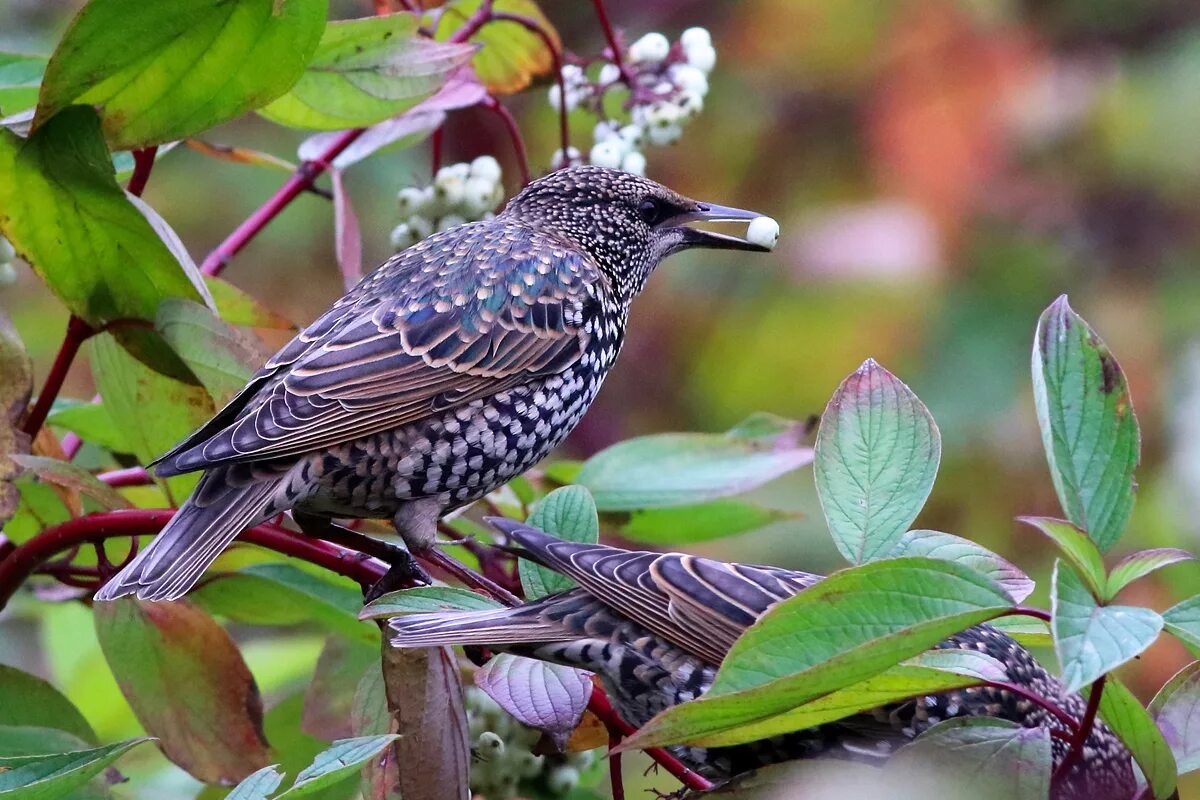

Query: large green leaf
[205,276,296,330]
[431,0,561,95]
[1032,296,1140,552]
[892,529,1034,602]
[1096,677,1176,799]
[0,107,209,329]
[0,53,45,116]
[45,402,129,455]
[262,693,359,800]
[0,665,95,745]
[89,332,214,501]
[576,413,813,511]
[620,558,1012,749]
[518,486,599,599]
[1150,661,1200,776]
[0,737,152,799]
[260,13,475,130]
[814,359,941,563]
[359,586,502,620]
[0,727,90,759]
[35,0,328,148]
[890,719,1051,800]
[1019,516,1107,600]
[1164,594,1200,654]
[156,298,262,406]
[94,598,270,785]
[683,649,1006,748]
[619,500,794,546]
[1051,560,1162,692]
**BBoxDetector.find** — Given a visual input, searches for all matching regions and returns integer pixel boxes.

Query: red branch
[125,147,158,197]
[609,732,626,800]
[21,316,96,439]
[590,0,633,85]
[199,128,366,277]
[587,688,713,792]
[483,96,530,186]
[1053,675,1105,785]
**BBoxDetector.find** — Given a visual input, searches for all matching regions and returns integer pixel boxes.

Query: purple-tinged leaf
[475,654,593,750]
[1150,660,1200,776]
[1019,516,1106,600]
[894,529,1034,602]
[1096,676,1176,798]
[94,598,270,785]
[1032,295,1140,552]
[1106,548,1194,599]
[331,170,362,291]
[814,359,941,563]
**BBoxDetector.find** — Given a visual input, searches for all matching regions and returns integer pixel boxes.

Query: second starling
[96,166,774,601]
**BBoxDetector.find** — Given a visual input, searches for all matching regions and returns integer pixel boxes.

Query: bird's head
[501,166,772,301]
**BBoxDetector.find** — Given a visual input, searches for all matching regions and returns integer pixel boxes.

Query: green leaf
[35,0,328,148]
[301,638,377,741]
[263,693,359,800]
[0,311,31,530]
[0,737,152,799]
[281,735,399,798]
[45,402,129,455]
[986,616,1053,649]
[813,359,941,563]
[619,500,794,546]
[1150,661,1200,775]
[0,727,90,758]
[518,485,599,600]
[431,0,561,95]
[227,765,286,800]
[1019,517,1107,600]
[893,529,1034,603]
[890,719,1051,800]
[1096,676,1176,799]
[156,298,262,405]
[260,13,476,130]
[90,332,214,501]
[1032,295,1140,552]
[359,586,502,620]
[683,649,1006,748]
[10,454,131,511]
[0,665,95,745]
[1164,595,1200,654]
[576,414,813,511]
[206,276,296,330]
[0,107,209,329]
[1106,548,1194,599]
[0,53,45,116]
[1051,560,1162,692]
[620,558,1012,749]
[94,598,271,784]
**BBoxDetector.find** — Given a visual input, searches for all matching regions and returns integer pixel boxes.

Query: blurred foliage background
[3,0,1200,796]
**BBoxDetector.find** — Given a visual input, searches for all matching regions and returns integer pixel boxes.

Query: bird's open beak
[661,202,772,252]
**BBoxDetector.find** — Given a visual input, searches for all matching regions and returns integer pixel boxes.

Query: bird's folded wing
[158,230,599,474]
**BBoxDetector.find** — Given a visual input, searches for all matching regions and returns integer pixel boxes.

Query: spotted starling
[391,520,1136,800]
[95,166,771,602]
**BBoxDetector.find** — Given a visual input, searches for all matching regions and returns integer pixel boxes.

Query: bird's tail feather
[390,597,576,649]
[95,466,286,602]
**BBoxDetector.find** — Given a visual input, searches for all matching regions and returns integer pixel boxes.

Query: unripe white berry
[671,64,709,96]
[463,177,497,216]
[686,42,717,73]
[547,84,563,111]
[389,222,415,250]
[681,27,712,51]
[434,176,465,208]
[550,146,582,170]
[619,124,644,148]
[678,90,704,118]
[647,122,682,146]
[598,63,621,85]
[396,186,427,216]
[469,154,502,183]
[546,765,580,794]
[629,32,670,63]
[593,119,618,144]
[561,63,584,85]
[515,751,544,778]
[621,150,647,176]
[589,140,624,169]
[437,213,466,232]
[408,215,434,240]
[475,731,505,760]
[746,215,780,250]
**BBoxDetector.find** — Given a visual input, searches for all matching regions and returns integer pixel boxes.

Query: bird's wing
[157,223,600,475]
[493,519,820,666]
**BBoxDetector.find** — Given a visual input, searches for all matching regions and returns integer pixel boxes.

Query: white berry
[598,63,621,85]
[547,84,563,111]
[647,122,682,146]
[463,177,497,216]
[437,213,466,232]
[629,32,670,63]
[671,64,709,96]
[469,154,502,183]
[408,215,433,240]
[0,237,13,264]
[680,27,712,52]
[678,90,704,118]
[550,146,581,170]
[589,140,624,169]
[621,150,647,176]
[746,216,780,250]
[396,186,427,216]
[619,124,644,148]
[389,222,415,250]
[686,43,717,73]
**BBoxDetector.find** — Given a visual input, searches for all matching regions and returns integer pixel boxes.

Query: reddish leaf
[94,598,270,785]
[475,654,592,750]
[432,1,561,95]
[331,170,362,291]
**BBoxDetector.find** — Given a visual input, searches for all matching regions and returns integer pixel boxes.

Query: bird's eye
[638,198,665,225]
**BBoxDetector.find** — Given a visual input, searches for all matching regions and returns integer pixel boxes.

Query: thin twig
[590,0,633,84]
[1009,606,1053,623]
[492,10,570,159]
[21,316,95,439]
[483,96,530,185]
[609,733,626,800]
[1053,675,1105,784]
[421,541,522,606]
[587,688,713,792]
[126,147,158,197]
[446,0,494,44]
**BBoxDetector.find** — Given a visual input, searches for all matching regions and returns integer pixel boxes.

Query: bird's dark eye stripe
[639,198,667,224]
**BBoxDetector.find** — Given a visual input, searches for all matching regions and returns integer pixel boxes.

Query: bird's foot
[364,548,432,603]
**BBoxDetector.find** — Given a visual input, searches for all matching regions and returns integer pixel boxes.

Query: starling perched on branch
[96,166,773,602]
[391,520,1136,800]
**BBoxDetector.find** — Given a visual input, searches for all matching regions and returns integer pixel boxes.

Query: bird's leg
[291,510,431,600]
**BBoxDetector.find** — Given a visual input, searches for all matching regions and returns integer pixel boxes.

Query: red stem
[125,147,158,197]
[483,97,530,186]
[199,128,367,277]
[21,316,95,439]
[587,688,713,792]
[1053,675,1105,785]
[491,11,570,159]
[609,732,625,800]
[1009,606,1053,623]
[446,0,494,43]
[590,0,633,84]
[984,680,1080,734]
[430,125,444,176]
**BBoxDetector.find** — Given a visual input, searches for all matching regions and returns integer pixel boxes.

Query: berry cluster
[0,237,16,286]
[390,156,505,251]
[465,687,600,799]
[550,27,717,174]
